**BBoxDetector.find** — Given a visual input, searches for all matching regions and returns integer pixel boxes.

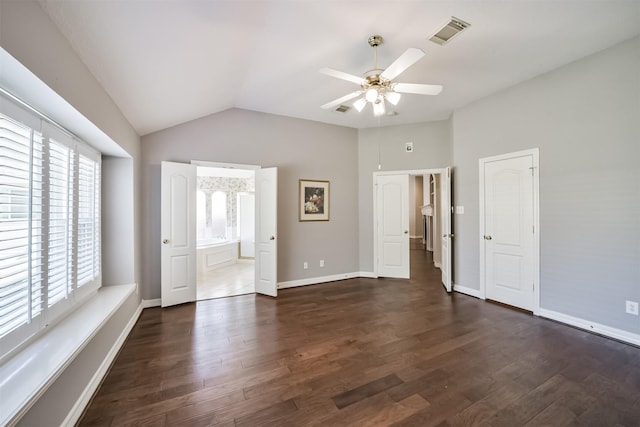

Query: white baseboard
[141,298,161,308]
[278,272,361,289]
[434,261,442,269]
[453,284,483,299]
[538,308,640,347]
[358,271,378,279]
[410,235,422,239]
[63,300,143,426]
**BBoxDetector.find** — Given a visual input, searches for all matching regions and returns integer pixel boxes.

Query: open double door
[160,161,277,307]
[375,168,453,292]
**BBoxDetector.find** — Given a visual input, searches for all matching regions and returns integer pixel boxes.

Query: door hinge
[532,225,535,234]
[529,166,536,176]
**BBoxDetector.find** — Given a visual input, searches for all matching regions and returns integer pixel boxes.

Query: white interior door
[239,193,255,258]
[255,167,278,296]
[483,155,535,311]
[376,174,410,278]
[161,161,197,307]
[440,167,453,292]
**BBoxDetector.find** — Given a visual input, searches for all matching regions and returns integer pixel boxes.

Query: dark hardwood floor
[79,243,640,426]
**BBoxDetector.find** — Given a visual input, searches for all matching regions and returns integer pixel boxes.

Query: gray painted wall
[357,121,453,272]
[452,36,640,333]
[102,157,136,286]
[140,108,359,300]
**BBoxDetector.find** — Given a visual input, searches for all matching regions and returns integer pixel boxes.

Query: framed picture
[299,179,330,221]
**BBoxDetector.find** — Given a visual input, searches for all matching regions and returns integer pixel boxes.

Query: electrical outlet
[626,300,639,315]
[303,262,308,270]
[319,259,325,267]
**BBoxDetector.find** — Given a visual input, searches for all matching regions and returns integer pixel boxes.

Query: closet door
[376,174,410,279]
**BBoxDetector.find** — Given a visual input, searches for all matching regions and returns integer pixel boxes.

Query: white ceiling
[39,1,640,136]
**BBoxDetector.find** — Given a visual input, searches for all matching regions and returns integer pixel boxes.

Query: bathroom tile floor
[197,259,255,300]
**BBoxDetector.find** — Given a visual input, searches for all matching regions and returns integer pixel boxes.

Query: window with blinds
[0,98,101,359]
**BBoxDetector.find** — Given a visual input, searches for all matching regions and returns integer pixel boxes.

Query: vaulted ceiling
[39,1,640,136]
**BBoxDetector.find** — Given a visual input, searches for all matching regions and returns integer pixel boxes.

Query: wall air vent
[335,105,350,113]
[428,17,471,45]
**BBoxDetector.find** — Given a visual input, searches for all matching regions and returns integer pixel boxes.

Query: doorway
[479,149,540,313]
[160,161,278,308]
[195,166,255,300]
[374,167,452,291]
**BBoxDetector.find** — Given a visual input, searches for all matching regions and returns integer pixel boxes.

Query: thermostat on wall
[405,142,413,153]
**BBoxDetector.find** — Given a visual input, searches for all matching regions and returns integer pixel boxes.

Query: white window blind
[77,154,100,287]
[47,139,72,308]
[0,116,42,337]
[0,96,101,359]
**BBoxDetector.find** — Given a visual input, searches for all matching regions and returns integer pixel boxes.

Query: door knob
[404,230,409,234]
[269,236,275,240]
[484,235,492,240]
[443,233,455,238]
[162,239,169,244]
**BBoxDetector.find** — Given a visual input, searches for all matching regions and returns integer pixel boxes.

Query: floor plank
[332,374,404,409]
[79,242,640,426]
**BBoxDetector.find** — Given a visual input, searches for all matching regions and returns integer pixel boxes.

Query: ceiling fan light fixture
[353,97,367,112]
[373,99,386,116]
[385,91,401,106]
[365,88,379,103]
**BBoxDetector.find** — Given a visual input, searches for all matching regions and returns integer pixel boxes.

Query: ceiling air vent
[428,17,470,46]
[335,105,350,113]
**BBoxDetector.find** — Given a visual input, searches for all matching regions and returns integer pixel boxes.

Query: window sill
[0,284,136,427]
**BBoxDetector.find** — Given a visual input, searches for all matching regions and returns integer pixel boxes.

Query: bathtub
[197,241,239,274]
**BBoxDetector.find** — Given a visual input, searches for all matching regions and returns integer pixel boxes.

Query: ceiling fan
[320,35,442,116]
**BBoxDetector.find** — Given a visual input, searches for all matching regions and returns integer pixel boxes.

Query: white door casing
[480,150,539,312]
[441,167,453,292]
[161,161,197,307]
[376,174,410,279]
[255,167,278,297]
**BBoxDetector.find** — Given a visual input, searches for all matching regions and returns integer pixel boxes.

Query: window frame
[0,94,102,362]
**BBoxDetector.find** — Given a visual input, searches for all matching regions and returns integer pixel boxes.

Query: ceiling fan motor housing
[368,35,383,47]
[363,75,392,95]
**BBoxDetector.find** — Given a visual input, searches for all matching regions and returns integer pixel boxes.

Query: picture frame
[299,179,330,221]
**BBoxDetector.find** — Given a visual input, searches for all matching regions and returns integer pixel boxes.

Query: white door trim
[190,160,261,170]
[373,168,448,278]
[479,148,540,314]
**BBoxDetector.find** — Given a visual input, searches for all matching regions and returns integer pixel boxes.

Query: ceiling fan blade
[321,91,363,109]
[320,68,366,85]
[380,48,425,81]
[393,83,443,96]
